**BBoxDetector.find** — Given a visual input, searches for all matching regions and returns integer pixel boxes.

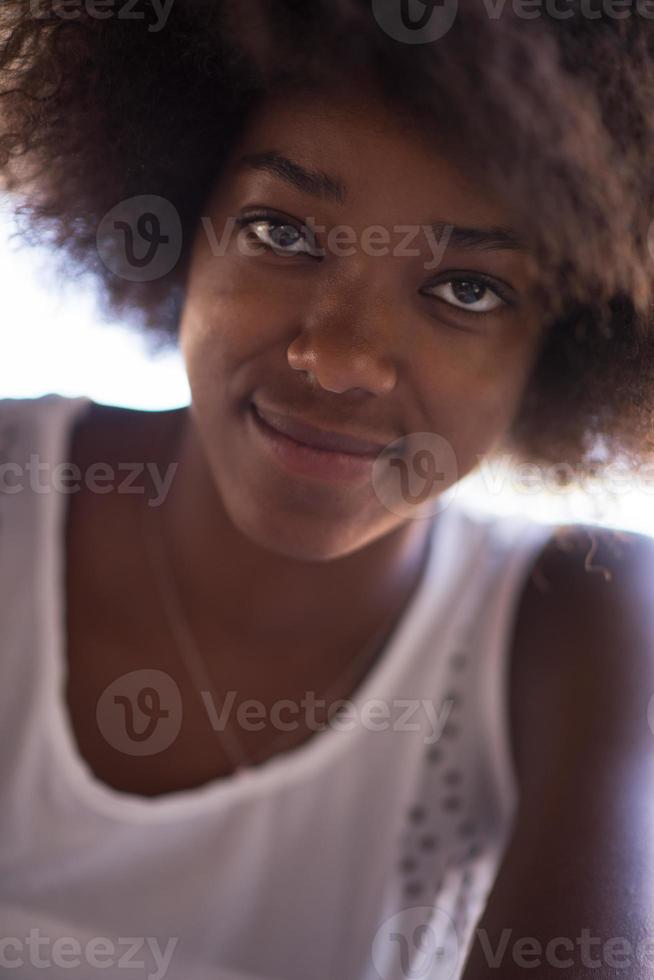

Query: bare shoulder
[458,523,654,979]
[70,399,182,466]
[508,520,654,796]
[68,398,186,504]
[65,399,185,586]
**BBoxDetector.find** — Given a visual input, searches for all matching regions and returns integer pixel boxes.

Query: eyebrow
[236,151,527,251]
[429,222,526,252]
[236,151,348,205]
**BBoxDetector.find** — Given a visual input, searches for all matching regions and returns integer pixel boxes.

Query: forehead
[222,89,514,228]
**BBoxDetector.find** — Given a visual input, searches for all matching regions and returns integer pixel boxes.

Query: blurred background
[2,206,652,537]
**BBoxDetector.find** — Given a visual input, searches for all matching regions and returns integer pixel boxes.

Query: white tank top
[0,393,555,980]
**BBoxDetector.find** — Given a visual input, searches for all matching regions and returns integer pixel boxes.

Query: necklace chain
[139,496,405,776]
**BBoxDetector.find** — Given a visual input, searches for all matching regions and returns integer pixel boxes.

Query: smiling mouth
[248,401,389,485]
[250,401,388,457]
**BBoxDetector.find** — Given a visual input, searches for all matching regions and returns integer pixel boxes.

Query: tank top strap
[367,505,556,980]
[0,394,92,793]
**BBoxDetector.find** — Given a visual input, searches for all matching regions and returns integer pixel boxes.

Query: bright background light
[2,209,652,537]
[0,207,189,411]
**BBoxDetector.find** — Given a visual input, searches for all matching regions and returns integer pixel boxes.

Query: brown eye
[424,277,507,314]
[246,219,321,257]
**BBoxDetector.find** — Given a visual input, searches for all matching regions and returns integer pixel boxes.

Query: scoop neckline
[44,394,459,823]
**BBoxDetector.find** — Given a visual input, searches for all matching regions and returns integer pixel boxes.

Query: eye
[235,212,322,258]
[422,276,510,315]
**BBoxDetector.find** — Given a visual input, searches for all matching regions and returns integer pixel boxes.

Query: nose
[286,272,399,396]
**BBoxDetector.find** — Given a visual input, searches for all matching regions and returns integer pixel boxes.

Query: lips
[251,402,389,457]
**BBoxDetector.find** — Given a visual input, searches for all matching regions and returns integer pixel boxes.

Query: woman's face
[179,87,545,561]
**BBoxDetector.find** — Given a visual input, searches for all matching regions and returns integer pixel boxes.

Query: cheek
[414,329,538,473]
[179,260,296,396]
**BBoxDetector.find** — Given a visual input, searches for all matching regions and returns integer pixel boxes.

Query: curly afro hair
[2,0,654,486]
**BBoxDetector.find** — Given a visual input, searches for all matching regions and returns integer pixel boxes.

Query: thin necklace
[139,494,418,777]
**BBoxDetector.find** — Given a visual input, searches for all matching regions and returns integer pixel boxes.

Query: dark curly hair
[2,0,654,486]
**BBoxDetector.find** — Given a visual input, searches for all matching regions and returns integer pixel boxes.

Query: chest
[61,466,540,802]
[63,499,395,797]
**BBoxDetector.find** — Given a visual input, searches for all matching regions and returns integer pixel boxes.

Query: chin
[222,488,394,563]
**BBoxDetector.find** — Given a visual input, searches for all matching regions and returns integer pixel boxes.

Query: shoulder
[461,524,654,978]
[0,395,147,462]
[64,398,186,616]
[0,395,180,490]
[66,397,186,525]
[69,398,186,478]
[508,520,654,797]
[524,518,654,593]
[71,399,162,458]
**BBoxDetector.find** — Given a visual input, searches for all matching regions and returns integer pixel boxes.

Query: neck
[152,406,438,657]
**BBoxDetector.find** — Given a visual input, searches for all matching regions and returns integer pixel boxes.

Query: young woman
[1,2,654,979]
